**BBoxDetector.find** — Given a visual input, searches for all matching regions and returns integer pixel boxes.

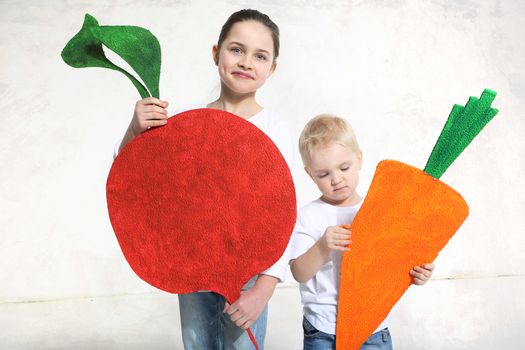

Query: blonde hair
[298,114,361,165]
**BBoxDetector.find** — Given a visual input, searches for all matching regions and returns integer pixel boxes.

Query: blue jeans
[302,317,393,350]
[179,292,268,350]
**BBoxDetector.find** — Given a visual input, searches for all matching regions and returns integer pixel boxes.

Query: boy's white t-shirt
[290,198,391,335]
[114,105,298,282]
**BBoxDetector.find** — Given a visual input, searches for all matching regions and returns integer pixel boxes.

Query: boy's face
[305,143,362,207]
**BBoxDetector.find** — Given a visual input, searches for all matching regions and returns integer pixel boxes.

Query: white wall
[1,0,523,349]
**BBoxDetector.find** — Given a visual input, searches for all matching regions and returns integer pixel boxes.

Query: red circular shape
[106,108,296,302]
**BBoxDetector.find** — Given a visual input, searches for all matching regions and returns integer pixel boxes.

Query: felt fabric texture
[106,108,296,304]
[424,89,499,178]
[336,160,469,350]
[61,14,161,98]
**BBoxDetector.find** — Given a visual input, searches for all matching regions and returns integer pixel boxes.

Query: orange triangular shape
[336,160,469,349]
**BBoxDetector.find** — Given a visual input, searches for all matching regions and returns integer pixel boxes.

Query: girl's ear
[269,60,277,75]
[212,45,219,65]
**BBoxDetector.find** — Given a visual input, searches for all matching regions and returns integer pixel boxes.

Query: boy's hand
[410,263,435,285]
[130,97,169,135]
[322,226,352,252]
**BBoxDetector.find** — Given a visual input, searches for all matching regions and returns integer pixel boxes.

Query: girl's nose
[238,56,253,69]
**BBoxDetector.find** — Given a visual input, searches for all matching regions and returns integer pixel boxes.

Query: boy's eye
[341,166,349,171]
[318,173,328,178]
[256,54,267,61]
[231,47,242,54]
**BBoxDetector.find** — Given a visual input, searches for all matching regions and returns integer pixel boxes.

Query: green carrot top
[424,89,499,179]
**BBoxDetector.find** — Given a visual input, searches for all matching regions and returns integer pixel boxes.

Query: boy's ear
[304,166,314,179]
[357,151,363,170]
[212,45,219,65]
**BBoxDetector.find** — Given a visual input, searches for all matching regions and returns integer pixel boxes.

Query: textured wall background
[1,0,523,349]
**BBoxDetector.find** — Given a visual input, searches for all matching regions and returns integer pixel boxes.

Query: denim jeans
[302,317,393,350]
[179,291,268,350]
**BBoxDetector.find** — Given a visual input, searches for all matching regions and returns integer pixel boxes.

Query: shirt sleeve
[260,233,294,282]
[262,210,317,281]
[289,212,316,260]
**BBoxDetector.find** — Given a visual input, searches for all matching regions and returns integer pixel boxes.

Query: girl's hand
[410,263,435,285]
[130,97,169,135]
[322,226,352,252]
[223,275,277,330]
[224,287,269,330]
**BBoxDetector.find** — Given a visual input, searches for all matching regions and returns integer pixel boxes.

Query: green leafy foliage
[61,14,161,99]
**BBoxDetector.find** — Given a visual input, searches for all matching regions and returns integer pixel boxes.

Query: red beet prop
[106,108,296,305]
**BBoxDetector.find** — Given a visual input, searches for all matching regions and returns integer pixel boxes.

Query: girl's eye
[231,47,242,54]
[256,54,267,61]
[318,173,328,178]
[341,166,349,171]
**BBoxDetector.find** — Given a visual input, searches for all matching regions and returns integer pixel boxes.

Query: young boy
[289,114,434,350]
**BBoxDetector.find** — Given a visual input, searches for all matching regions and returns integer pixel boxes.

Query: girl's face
[213,20,277,96]
[306,143,362,207]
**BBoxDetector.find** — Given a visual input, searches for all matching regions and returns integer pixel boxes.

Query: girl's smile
[232,71,255,79]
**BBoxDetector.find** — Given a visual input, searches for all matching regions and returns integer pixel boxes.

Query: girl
[116,9,294,350]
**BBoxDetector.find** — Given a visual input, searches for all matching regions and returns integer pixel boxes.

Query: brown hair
[217,9,280,60]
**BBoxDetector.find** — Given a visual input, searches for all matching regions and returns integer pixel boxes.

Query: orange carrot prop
[336,89,499,349]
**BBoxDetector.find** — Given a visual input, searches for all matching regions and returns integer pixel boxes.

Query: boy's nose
[331,177,342,186]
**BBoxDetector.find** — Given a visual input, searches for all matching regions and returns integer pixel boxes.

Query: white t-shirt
[114,106,298,282]
[290,198,390,335]
[233,107,297,282]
